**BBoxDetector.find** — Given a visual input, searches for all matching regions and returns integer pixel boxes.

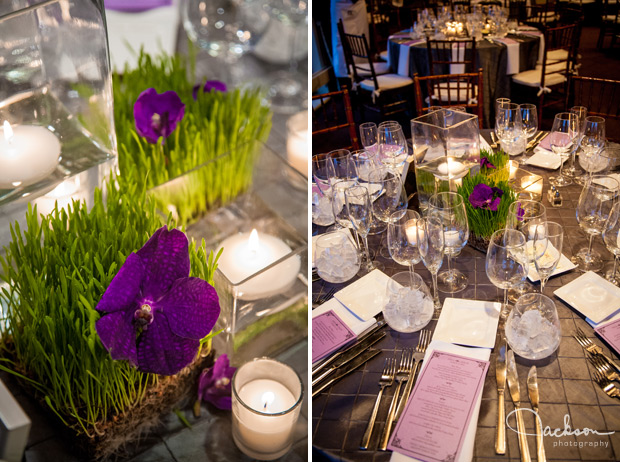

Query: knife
[312,329,386,386]
[312,319,386,376]
[312,349,381,397]
[506,350,531,462]
[527,131,545,151]
[527,366,546,462]
[495,342,507,455]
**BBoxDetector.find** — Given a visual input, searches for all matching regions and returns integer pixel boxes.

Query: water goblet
[378,123,408,171]
[533,221,564,295]
[384,272,434,333]
[549,112,579,187]
[604,201,620,285]
[576,116,607,185]
[345,185,383,274]
[315,231,361,284]
[428,191,469,293]
[387,210,422,276]
[486,228,528,320]
[326,149,357,184]
[331,179,358,230]
[359,122,378,159]
[497,103,526,160]
[417,215,445,316]
[519,103,538,155]
[367,168,408,225]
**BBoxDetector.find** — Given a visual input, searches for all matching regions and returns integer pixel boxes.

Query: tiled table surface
[312,132,620,461]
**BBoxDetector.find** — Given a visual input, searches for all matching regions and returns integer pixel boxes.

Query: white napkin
[524,149,563,170]
[398,42,411,76]
[390,339,491,462]
[334,269,392,321]
[518,29,544,64]
[479,135,492,153]
[105,0,180,71]
[494,37,520,75]
[593,173,620,189]
[312,298,376,337]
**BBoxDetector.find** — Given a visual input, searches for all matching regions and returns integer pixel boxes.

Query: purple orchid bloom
[516,203,526,221]
[197,354,236,410]
[469,183,502,212]
[95,226,220,376]
[192,80,227,100]
[480,156,496,169]
[134,88,185,144]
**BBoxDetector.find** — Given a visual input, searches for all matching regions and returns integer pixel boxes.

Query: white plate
[334,269,392,321]
[526,241,576,282]
[432,298,501,348]
[524,150,564,170]
[554,271,620,324]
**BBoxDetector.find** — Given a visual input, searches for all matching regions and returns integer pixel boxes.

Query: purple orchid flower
[469,183,503,212]
[134,88,185,144]
[192,80,227,100]
[95,226,220,376]
[516,203,525,221]
[480,156,496,169]
[197,354,236,410]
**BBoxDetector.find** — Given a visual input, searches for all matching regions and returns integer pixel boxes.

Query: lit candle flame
[262,391,275,410]
[3,121,13,142]
[248,229,259,257]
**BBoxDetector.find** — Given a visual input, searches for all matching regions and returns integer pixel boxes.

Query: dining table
[312,129,620,461]
[387,31,541,128]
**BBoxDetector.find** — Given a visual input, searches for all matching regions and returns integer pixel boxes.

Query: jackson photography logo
[506,409,615,449]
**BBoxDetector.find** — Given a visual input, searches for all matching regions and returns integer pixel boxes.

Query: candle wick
[263,402,268,410]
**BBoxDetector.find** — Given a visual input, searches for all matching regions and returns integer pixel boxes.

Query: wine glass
[326,149,357,184]
[417,215,445,316]
[494,98,511,138]
[576,116,606,186]
[572,174,620,272]
[359,122,378,159]
[506,199,547,301]
[486,228,528,319]
[565,106,588,178]
[345,185,381,275]
[388,210,422,276]
[378,123,408,171]
[533,221,564,295]
[519,103,538,153]
[496,103,526,160]
[367,168,408,225]
[603,201,620,285]
[312,153,334,226]
[331,179,358,230]
[351,149,385,235]
[427,192,469,293]
[548,112,579,187]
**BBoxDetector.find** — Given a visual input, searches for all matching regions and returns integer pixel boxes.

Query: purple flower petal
[203,80,227,93]
[198,354,236,410]
[491,187,504,198]
[488,196,502,211]
[134,88,185,144]
[96,253,144,314]
[96,311,138,366]
[158,278,220,339]
[192,84,200,101]
[480,157,496,169]
[136,226,190,299]
[469,183,494,209]
[137,316,199,375]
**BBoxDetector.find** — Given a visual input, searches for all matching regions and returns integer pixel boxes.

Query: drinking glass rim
[428,191,464,209]
[489,228,527,248]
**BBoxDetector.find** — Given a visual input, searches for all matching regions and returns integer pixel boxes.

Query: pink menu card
[595,318,620,356]
[388,351,489,462]
[312,310,357,363]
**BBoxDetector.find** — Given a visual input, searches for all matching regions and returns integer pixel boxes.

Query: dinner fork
[589,354,620,382]
[379,350,413,451]
[394,329,431,421]
[360,358,395,450]
[574,327,620,373]
[592,370,620,399]
[313,286,336,305]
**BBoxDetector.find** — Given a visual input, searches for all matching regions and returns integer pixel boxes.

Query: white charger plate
[554,271,620,324]
[432,298,501,348]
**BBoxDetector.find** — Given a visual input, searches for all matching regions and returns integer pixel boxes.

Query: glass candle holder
[232,358,304,460]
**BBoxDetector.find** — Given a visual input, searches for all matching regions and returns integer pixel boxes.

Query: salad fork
[395,330,431,420]
[574,327,620,373]
[361,358,395,450]
[593,370,620,399]
[589,354,620,382]
[379,350,413,450]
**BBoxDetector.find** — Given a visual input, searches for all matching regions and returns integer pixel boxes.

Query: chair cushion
[379,50,389,61]
[360,74,414,92]
[547,49,568,62]
[512,67,567,87]
[354,61,391,77]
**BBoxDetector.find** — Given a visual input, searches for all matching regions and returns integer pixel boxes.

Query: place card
[388,351,489,462]
[312,310,357,363]
[595,318,620,356]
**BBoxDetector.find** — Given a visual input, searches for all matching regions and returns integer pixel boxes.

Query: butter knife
[506,350,531,462]
[312,329,386,386]
[526,131,545,151]
[527,366,546,462]
[312,349,381,397]
[495,342,507,455]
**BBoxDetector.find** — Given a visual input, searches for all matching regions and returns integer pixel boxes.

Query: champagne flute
[427,192,469,293]
[572,174,619,272]
[417,215,445,316]
[494,98,511,142]
[519,103,538,157]
[576,116,606,186]
[345,185,379,275]
[486,228,528,319]
[378,123,408,171]
[533,221,564,295]
[565,106,587,178]
[549,112,579,187]
[359,122,378,159]
[388,210,422,276]
[603,201,620,285]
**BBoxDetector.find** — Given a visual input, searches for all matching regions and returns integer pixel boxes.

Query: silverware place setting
[574,326,620,373]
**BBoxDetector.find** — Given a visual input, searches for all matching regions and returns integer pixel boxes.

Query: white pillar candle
[444,230,461,247]
[437,159,466,179]
[216,229,301,300]
[0,121,61,189]
[509,160,518,180]
[286,111,308,176]
[405,220,418,245]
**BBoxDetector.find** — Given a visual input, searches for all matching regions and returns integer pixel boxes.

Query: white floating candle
[405,220,418,245]
[437,160,466,178]
[0,121,61,189]
[444,230,461,247]
[286,111,308,176]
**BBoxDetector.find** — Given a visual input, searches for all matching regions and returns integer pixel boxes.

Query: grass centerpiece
[479,148,510,184]
[457,172,517,252]
[113,49,272,225]
[0,177,222,460]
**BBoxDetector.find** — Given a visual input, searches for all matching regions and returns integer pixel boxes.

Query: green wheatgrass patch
[480,148,510,183]
[113,48,272,225]
[457,172,517,238]
[0,176,219,437]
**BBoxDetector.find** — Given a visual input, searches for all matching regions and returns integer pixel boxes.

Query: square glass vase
[0,0,117,254]
[411,109,480,209]
[148,141,308,364]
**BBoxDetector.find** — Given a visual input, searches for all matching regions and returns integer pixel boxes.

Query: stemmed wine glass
[486,228,528,319]
[417,215,445,317]
[533,221,564,295]
[505,199,547,302]
[351,149,384,235]
[312,153,334,226]
[519,103,538,159]
[572,174,620,272]
[369,168,408,258]
[496,103,526,160]
[427,192,469,293]
[378,123,408,171]
[359,122,378,159]
[345,185,380,275]
[576,116,607,186]
[603,201,620,285]
[565,106,588,178]
[494,98,511,145]
[388,210,422,276]
[549,112,579,187]
[331,179,358,230]
[326,149,357,184]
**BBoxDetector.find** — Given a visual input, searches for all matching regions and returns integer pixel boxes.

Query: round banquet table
[312,130,620,462]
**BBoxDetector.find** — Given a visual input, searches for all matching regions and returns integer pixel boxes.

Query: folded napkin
[334,269,392,321]
[494,37,520,75]
[390,340,491,462]
[105,0,171,12]
[479,134,492,153]
[312,298,376,337]
[396,40,424,76]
